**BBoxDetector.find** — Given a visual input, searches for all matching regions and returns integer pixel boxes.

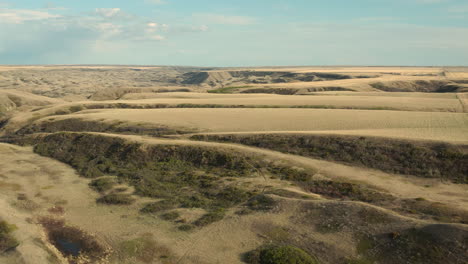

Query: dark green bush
[69,105,85,113]
[159,211,180,221]
[89,177,116,192]
[245,245,319,264]
[247,194,277,211]
[267,166,313,182]
[97,194,135,205]
[303,180,394,203]
[140,200,177,214]
[204,186,255,208]
[207,86,250,94]
[194,209,226,227]
[178,224,194,232]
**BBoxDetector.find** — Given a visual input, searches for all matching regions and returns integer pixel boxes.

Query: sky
[0,0,467,66]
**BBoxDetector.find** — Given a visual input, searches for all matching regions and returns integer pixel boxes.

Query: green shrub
[89,177,116,193]
[264,165,314,182]
[178,224,194,232]
[247,194,277,211]
[178,194,210,209]
[140,200,177,214]
[194,209,226,227]
[0,221,19,253]
[97,194,135,205]
[241,88,299,95]
[205,186,255,208]
[303,180,394,203]
[69,105,85,113]
[159,211,180,221]
[245,245,319,264]
[207,86,250,94]
[54,109,70,115]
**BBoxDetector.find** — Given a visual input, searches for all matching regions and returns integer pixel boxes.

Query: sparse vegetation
[29,133,282,225]
[194,208,226,227]
[89,177,116,193]
[16,117,196,137]
[208,86,251,94]
[0,220,19,253]
[178,224,194,232]
[356,225,468,264]
[303,180,394,203]
[246,194,278,211]
[159,211,180,221]
[97,194,135,205]
[370,80,462,93]
[192,134,468,183]
[401,198,468,223]
[118,233,174,264]
[241,88,299,95]
[141,200,177,214]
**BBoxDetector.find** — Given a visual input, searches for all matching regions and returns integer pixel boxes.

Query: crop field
[0,66,467,264]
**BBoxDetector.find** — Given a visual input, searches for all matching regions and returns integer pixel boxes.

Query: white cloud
[0,8,60,24]
[193,13,256,25]
[95,8,123,18]
[148,35,165,40]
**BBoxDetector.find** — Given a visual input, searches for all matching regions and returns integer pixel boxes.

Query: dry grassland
[56,108,468,143]
[0,66,467,264]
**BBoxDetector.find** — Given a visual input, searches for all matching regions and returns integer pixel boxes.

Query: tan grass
[62,108,468,143]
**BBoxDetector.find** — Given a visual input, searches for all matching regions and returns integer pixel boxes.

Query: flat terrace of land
[113,92,464,112]
[49,108,468,143]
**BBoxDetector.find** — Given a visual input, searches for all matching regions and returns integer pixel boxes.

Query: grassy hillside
[192,134,468,183]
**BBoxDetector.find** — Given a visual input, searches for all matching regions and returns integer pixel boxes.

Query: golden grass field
[0,66,467,264]
[51,108,466,143]
[114,92,464,112]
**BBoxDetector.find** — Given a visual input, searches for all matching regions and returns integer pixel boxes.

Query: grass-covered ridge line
[45,102,412,116]
[28,132,316,227]
[21,132,468,224]
[16,118,197,137]
[191,134,468,183]
[207,86,251,93]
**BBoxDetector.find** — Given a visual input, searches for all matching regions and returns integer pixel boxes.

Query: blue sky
[0,0,467,66]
